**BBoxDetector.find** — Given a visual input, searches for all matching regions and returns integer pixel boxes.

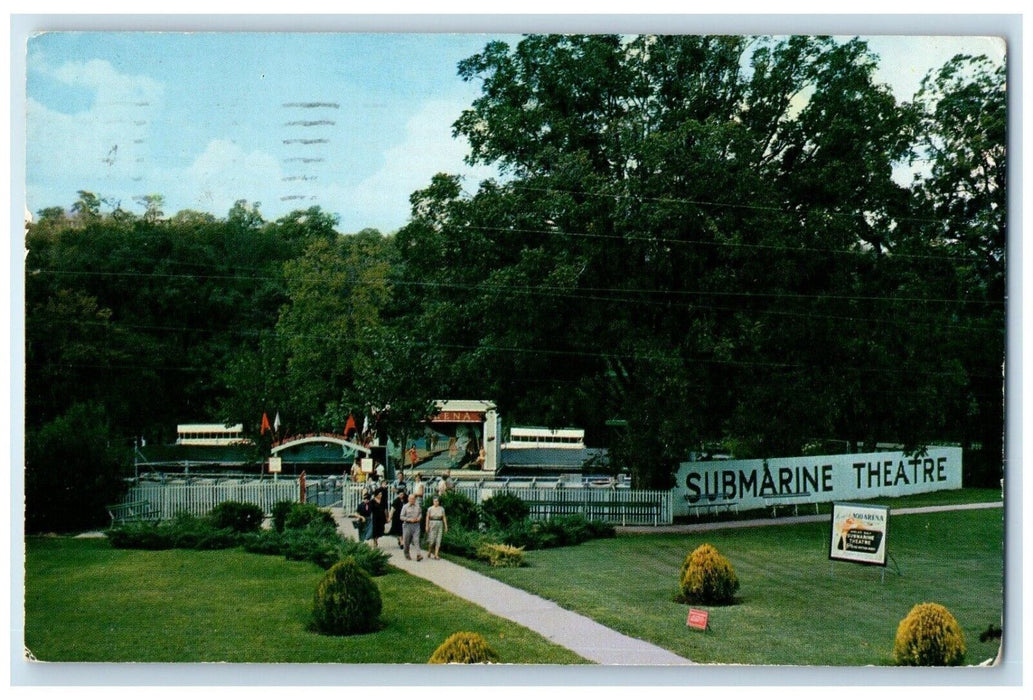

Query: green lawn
[23,538,586,663]
[455,506,1005,665]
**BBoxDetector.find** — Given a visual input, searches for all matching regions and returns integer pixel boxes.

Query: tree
[908,54,1007,483]
[25,403,130,533]
[274,229,392,430]
[401,34,946,485]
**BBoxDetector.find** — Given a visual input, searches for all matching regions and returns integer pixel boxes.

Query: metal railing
[341,481,671,526]
[122,477,672,526]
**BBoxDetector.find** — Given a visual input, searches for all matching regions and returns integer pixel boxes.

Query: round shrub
[894,602,966,666]
[480,492,530,529]
[679,543,740,605]
[435,491,480,531]
[428,632,500,664]
[206,500,265,533]
[285,503,336,531]
[311,557,382,636]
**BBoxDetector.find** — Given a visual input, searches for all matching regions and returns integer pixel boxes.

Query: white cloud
[167,140,285,216]
[26,56,165,211]
[323,98,499,233]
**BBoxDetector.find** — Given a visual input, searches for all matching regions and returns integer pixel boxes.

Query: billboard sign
[672,447,962,516]
[829,502,890,566]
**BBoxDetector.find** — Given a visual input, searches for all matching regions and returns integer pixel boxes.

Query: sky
[23,31,1005,234]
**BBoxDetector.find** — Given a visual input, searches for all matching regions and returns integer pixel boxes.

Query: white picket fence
[343,482,672,526]
[128,481,300,520]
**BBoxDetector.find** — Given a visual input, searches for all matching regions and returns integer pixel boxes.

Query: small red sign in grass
[687,608,709,632]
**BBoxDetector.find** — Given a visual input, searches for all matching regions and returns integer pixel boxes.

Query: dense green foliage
[107,500,389,574]
[479,492,530,529]
[271,500,294,533]
[107,512,239,551]
[25,402,129,532]
[283,502,337,531]
[441,514,616,559]
[429,491,480,530]
[24,36,1006,528]
[310,558,383,636]
[428,632,501,664]
[206,501,265,533]
[893,602,967,666]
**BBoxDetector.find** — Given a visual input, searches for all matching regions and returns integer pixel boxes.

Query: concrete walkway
[381,544,692,665]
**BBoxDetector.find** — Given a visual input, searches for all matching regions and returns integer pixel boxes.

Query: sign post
[268,456,282,481]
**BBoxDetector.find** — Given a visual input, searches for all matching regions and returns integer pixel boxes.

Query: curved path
[384,547,692,665]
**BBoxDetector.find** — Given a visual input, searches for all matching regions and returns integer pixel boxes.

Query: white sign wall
[672,447,962,516]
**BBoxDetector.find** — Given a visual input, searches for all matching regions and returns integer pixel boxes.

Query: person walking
[412,473,426,501]
[355,491,374,542]
[400,493,424,561]
[425,495,448,560]
[370,490,387,548]
[436,470,450,496]
[388,486,406,548]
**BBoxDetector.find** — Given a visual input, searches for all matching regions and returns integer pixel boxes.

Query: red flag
[260,412,271,435]
[344,413,357,437]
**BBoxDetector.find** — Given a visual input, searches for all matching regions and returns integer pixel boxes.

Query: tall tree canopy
[394,34,1005,486]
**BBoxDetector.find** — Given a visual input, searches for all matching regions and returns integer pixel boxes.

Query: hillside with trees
[23,35,1005,529]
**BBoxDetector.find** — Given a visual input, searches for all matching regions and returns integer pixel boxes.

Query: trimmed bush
[339,538,391,577]
[435,491,480,531]
[107,513,237,551]
[679,543,740,605]
[428,632,500,664]
[206,501,265,533]
[271,500,294,533]
[282,523,346,570]
[894,602,967,666]
[480,492,530,530]
[167,513,238,550]
[106,521,174,550]
[241,529,287,556]
[441,526,497,559]
[311,557,382,636]
[241,526,389,576]
[476,542,526,568]
[284,503,336,531]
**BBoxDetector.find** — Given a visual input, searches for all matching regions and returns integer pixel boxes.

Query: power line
[32,265,1004,308]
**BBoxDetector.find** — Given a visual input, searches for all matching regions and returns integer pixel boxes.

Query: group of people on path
[353,472,449,560]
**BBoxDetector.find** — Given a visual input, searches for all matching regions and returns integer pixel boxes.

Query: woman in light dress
[424,495,448,560]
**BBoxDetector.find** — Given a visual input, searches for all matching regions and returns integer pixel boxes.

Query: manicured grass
[24,537,586,663]
[456,506,1004,665]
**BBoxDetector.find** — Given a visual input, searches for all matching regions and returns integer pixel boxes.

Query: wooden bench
[684,494,738,518]
[107,500,160,526]
[763,492,818,517]
[526,500,663,526]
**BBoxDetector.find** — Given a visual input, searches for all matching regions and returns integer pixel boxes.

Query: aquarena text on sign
[672,447,962,516]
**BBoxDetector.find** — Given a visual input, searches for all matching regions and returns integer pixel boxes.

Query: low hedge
[440,514,616,561]
[107,501,389,576]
